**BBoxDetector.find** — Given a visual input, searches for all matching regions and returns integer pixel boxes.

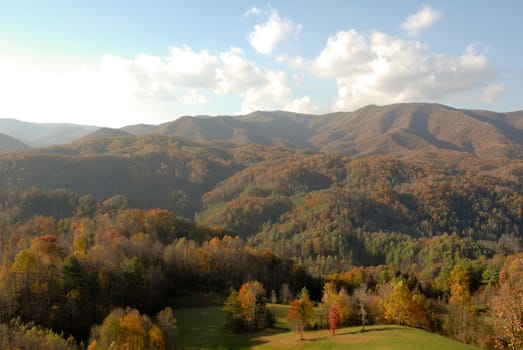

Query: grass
[174,304,480,350]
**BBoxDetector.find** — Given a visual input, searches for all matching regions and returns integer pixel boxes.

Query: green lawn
[174,305,480,350]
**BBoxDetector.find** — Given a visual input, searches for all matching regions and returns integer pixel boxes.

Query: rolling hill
[0,132,29,152]
[131,103,523,160]
[77,127,132,142]
[3,103,523,160]
[0,118,98,146]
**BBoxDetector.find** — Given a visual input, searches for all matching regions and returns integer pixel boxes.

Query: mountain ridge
[0,132,29,152]
[0,118,99,147]
[133,103,523,160]
[3,103,523,159]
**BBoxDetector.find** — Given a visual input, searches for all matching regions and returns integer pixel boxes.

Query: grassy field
[174,304,480,350]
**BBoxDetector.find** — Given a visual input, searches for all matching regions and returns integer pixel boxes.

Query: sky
[0,1,522,128]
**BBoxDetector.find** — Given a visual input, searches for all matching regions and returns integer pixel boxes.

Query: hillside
[1,103,522,159]
[78,127,132,142]
[0,134,521,272]
[0,113,521,349]
[0,118,98,146]
[175,306,480,350]
[141,103,523,160]
[0,132,29,152]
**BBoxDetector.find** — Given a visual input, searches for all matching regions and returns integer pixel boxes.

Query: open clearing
[174,305,480,350]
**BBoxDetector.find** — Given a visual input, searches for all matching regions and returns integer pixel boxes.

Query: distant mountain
[0,133,29,152]
[143,103,523,160]
[151,114,303,148]
[0,118,98,147]
[2,103,522,160]
[121,124,156,135]
[79,127,132,142]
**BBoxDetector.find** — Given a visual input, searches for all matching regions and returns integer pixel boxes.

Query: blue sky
[0,1,522,127]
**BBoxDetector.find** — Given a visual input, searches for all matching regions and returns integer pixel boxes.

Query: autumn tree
[156,307,177,349]
[445,263,475,343]
[287,287,314,340]
[88,308,168,350]
[328,304,341,335]
[224,290,246,332]
[382,279,428,329]
[320,282,352,334]
[224,281,274,333]
[490,254,523,350]
[353,284,369,332]
[383,279,411,325]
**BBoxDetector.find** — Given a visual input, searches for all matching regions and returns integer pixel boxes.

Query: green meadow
[174,305,480,350]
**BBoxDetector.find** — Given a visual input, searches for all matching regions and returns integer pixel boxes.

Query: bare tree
[353,284,369,332]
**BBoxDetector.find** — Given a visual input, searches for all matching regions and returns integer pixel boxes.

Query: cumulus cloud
[276,54,305,69]
[244,7,262,17]
[99,45,312,116]
[238,70,316,114]
[215,47,264,94]
[402,5,442,37]
[285,96,318,114]
[248,9,298,54]
[481,85,503,103]
[0,59,145,127]
[314,29,495,111]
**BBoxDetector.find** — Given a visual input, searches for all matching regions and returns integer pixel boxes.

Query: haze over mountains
[0,132,29,152]
[2,103,523,159]
[0,118,98,147]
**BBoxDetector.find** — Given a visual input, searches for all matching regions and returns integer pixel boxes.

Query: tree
[156,306,177,349]
[328,304,341,335]
[383,279,412,325]
[224,281,274,333]
[320,282,352,334]
[445,263,474,343]
[88,308,167,350]
[238,280,266,331]
[223,290,246,332]
[490,254,523,349]
[353,284,369,332]
[287,287,314,340]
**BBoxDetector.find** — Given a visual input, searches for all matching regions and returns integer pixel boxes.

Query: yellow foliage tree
[383,279,412,325]
[287,287,314,340]
[490,254,523,350]
[88,308,167,350]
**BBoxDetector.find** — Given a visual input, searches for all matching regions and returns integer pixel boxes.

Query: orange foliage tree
[287,287,314,340]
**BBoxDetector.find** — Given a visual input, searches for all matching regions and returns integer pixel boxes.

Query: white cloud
[179,90,209,105]
[248,9,298,54]
[0,43,311,126]
[0,58,141,127]
[285,96,318,114]
[240,70,290,113]
[244,7,262,17]
[215,47,264,94]
[402,5,442,37]
[99,45,313,117]
[314,29,495,111]
[276,54,304,69]
[482,85,503,103]
[315,29,374,76]
[238,70,316,114]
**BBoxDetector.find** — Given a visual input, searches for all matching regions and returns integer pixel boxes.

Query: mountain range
[2,103,523,159]
[0,118,98,147]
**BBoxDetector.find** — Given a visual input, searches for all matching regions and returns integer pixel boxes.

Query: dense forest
[0,132,521,348]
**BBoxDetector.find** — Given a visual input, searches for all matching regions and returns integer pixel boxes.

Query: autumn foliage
[223,281,275,333]
[287,288,315,340]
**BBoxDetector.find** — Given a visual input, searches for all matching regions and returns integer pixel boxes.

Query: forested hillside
[0,133,28,152]
[0,105,522,348]
[0,134,521,281]
[115,103,523,160]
